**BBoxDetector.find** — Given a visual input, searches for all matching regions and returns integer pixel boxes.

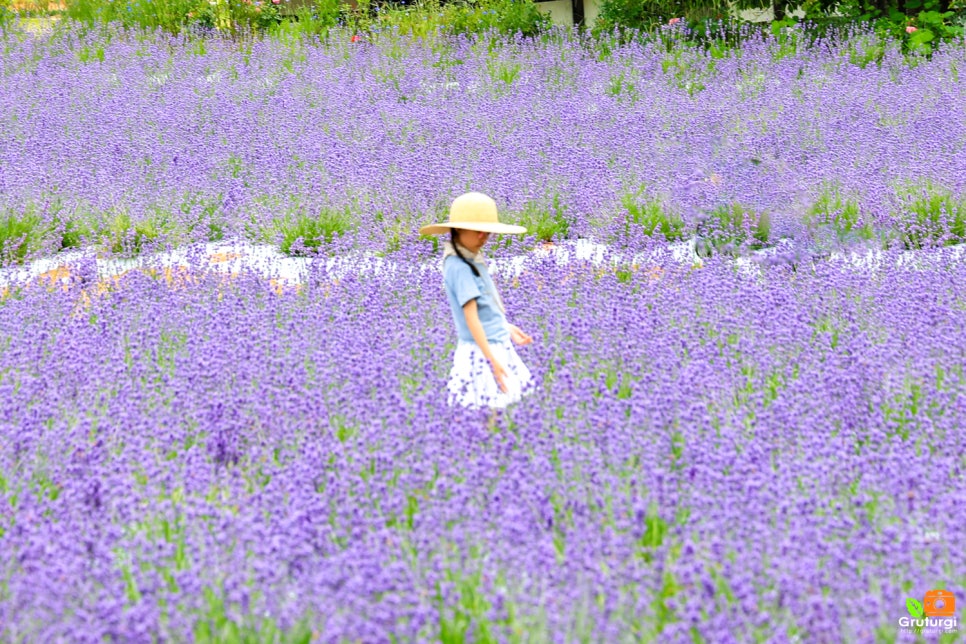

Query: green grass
[893,181,966,250]
[58,217,94,249]
[606,71,642,103]
[621,191,686,241]
[507,193,571,243]
[274,206,354,256]
[805,184,874,242]
[193,587,315,644]
[0,197,229,262]
[42,0,550,40]
[179,193,227,243]
[429,551,557,644]
[64,0,205,35]
[102,208,175,256]
[485,56,522,96]
[696,202,770,256]
[0,209,44,263]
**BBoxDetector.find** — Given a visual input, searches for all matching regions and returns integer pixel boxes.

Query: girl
[420,192,535,410]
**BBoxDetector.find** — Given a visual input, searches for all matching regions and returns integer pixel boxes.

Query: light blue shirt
[443,255,509,344]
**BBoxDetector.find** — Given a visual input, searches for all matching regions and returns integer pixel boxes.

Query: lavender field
[0,21,964,254]
[1,19,965,643]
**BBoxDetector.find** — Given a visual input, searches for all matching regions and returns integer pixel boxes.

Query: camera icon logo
[924,590,956,618]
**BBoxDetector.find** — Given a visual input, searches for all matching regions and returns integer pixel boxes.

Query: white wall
[537,0,804,27]
[536,0,574,26]
[583,0,601,26]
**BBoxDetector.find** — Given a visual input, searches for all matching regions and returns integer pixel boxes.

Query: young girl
[420,192,535,410]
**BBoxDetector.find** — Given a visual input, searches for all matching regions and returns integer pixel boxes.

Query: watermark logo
[925,590,956,617]
[899,590,958,635]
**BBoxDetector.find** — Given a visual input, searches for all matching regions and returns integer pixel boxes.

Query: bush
[275,206,354,255]
[371,0,551,39]
[508,193,571,243]
[621,191,685,241]
[0,210,45,265]
[61,0,342,36]
[0,2,15,32]
[894,182,966,249]
[103,209,175,256]
[594,0,671,36]
[64,0,202,34]
[57,217,95,250]
[593,0,743,40]
[804,185,874,242]
[696,202,770,256]
[279,1,342,38]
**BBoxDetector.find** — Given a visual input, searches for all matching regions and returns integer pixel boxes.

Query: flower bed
[1,22,965,641]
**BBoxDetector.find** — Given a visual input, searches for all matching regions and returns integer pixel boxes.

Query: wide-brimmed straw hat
[419,192,527,236]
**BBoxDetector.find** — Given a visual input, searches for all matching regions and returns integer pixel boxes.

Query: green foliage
[64,0,205,35]
[621,190,685,240]
[593,0,677,37]
[789,0,965,55]
[57,217,95,250]
[767,18,806,60]
[193,586,314,644]
[486,57,521,86]
[76,43,105,63]
[846,32,889,68]
[805,185,874,241]
[102,209,174,256]
[61,0,341,37]
[0,0,14,30]
[349,0,550,41]
[893,182,966,249]
[593,0,743,41]
[697,202,770,255]
[433,561,529,644]
[878,8,963,57]
[433,0,551,38]
[273,0,342,40]
[635,504,668,564]
[57,0,552,38]
[0,209,44,264]
[660,48,709,96]
[880,374,924,441]
[507,193,570,243]
[21,0,966,51]
[180,193,227,243]
[274,206,354,255]
[606,71,640,102]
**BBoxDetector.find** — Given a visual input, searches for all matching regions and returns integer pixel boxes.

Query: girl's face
[457,229,490,253]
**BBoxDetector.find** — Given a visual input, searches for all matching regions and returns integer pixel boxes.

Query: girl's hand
[509,324,533,346]
[490,359,509,393]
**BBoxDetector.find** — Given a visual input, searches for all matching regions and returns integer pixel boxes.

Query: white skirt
[447,340,534,410]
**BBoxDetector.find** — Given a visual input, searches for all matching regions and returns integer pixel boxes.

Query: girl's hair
[451,229,480,277]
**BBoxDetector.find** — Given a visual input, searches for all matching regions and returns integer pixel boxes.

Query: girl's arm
[463,299,509,393]
[507,323,533,346]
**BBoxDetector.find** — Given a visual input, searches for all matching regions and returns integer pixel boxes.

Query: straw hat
[419,192,527,236]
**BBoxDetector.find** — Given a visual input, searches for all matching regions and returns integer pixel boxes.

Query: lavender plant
[0,22,965,641]
[0,246,964,641]
[0,21,963,262]
[804,183,874,243]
